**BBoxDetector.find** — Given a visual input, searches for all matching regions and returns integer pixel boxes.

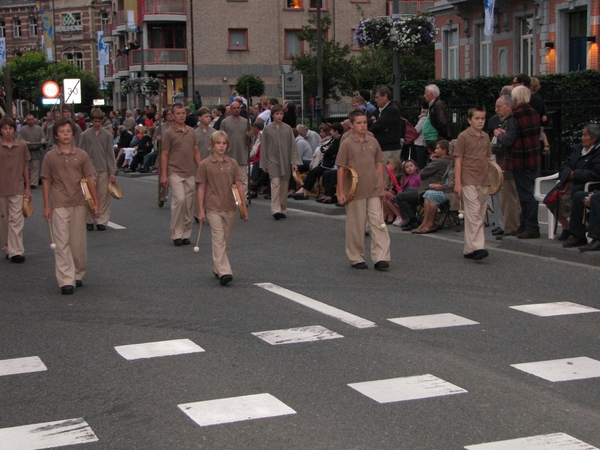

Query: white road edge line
[107,221,126,229]
[255,283,377,329]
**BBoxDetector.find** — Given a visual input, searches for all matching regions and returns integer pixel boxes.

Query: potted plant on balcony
[353,14,438,52]
[121,77,166,99]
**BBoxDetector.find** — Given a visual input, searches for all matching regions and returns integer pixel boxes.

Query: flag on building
[484,0,495,36]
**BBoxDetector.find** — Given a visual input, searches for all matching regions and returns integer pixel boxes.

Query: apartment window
[309,0,327,9]
[101,12,109,26]
[64,52,84,69]
[286,0,302,8]
[228,29,248,50]
[13,18,22,37]
[285,30,303,58]
[478,25,491,76]
[0,20,5,38]
[149,26,186,48]
[29,17,38,36]
[445,28,458,79]
[285,0,326,8]
[519,17,534,76]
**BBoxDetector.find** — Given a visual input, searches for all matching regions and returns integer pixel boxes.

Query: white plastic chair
[534,173,559,239]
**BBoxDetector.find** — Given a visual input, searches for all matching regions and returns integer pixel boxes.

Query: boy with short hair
[336,110,391,270]
[454,107,492,260]
[42,118,99,294]
[0,117,31,263]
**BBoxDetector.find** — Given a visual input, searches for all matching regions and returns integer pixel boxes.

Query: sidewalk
[279,194,600,267]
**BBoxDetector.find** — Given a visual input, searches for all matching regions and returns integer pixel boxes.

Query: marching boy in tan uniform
[0,117,31,263]
[79,108,117,231]
[197,131,246,286]
[336,110,391,270]
[42,118,99,295]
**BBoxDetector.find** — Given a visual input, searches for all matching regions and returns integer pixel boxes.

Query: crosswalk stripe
[388,313,479,330]
[0,356,47,377]
[0,418,98,449]
[510,302,600,317]
[252,325,344,345]
[255,283,377,329]
[114,339,205,360]
[107,221,125,229]
[464,432,599,449]
[511,356,600,382]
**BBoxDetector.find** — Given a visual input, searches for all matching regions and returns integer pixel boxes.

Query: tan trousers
[239,165,248,196]
[270,176,288,215]
[29,159,41,186]
[52,206,87,287]
[86,171,111,226]
[168,173,195,240]
[462,185,489,254]
[500,170,521,235]
[345,197,391,265]
[382,150,401,165]
[0,195,25,258]
[207,210,235,276]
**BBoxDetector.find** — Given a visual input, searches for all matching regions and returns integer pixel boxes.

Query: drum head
[22,198,33,218]
[108,181,122,199]
[487,160,504,195]
[337,166,358,205]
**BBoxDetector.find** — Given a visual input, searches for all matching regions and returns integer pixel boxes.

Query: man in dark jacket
[368,87,402,162]
[423,84,451,145]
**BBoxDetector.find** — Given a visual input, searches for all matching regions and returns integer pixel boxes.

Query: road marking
[388,313,479,330]
[255,283,377,329]
[465,432,599,449]
[0,418,98,449]
[348,374,467,404]
[510,302,600,317]
[114,338,205,360]
[511,356,600,382]
[179,393,296,427]
[107,221,125,229]
[252,325,344,345]
[0,356,47,377]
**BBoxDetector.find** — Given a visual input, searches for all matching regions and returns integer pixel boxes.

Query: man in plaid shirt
[497,85,541,239]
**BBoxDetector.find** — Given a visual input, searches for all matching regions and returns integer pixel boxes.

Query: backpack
[403,119,419,145]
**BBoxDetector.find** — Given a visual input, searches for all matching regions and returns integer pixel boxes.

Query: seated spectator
[383,157,404,223]
[563,190,600,251]
[128,126,154,173]
[386,159,420,226]
[310,123,332,169]
[412,141,457,234]
[545,123,600,240]
[396,139,452,230]
[296,124,321,154]
[292,122,343,201]
[130,125,144,148]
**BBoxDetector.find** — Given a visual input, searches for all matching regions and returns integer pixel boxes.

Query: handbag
[543,184,566,206]
[403,119,419,145]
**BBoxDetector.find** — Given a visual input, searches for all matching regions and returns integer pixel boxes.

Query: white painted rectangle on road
[348,374,467,404]
[179,393,296,427]
[115,338,204,360]
[0,417,98,449]
[0,356,47,377]
[388,313,479,330]
[511,357,600,382]
[510,302,599,317]
[107,221,125,230]
[255,283,376,329]
[465,432,599,449]
[252,325,343,345]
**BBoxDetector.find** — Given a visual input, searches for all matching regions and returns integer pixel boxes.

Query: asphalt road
[1,175,599,450]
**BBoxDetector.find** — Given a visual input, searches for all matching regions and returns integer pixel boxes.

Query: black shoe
[374,261,389,271]
[273,213,283,220]
[401,219,418,231]
[264,195,271,200]
[280,213,286,219]
[86,223,94,231]
[464,249,489,261]
[75,280,83,287]
[173,238,183,246]
[557,229,571,241]
[182,238,191,245]
[562,236,588,248]
[10,255,25,263]
[30,185,37,189]
[220,274,233,286]
[291,193,309,200]
[351,262,368,269]
[492,228,504,236]
[316,197,326,203]
[96,224,106,231]
[579,239,600,252]
[61,285,74,295]
[322,198,334,204]
[516,228,541,239]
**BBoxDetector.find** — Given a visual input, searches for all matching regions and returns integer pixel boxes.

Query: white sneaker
[392,218,403,227]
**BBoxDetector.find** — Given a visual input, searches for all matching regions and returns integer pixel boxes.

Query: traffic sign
[42,81,60,98]
[63,78,82,104]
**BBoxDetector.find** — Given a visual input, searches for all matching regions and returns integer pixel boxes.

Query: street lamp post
[316,0,323,126]
[392,0,401,102]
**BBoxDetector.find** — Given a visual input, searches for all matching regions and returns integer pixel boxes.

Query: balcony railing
[145,0,186,14]
[129,48,187,66]
[115,55,129,72]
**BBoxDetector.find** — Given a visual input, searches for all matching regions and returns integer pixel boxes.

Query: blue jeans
[513,170,539,231]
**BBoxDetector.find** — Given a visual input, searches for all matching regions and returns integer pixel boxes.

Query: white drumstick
[193,221,203,253]
[48,221,57,250]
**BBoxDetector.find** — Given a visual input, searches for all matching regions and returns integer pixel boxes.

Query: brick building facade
[430,0,599,79]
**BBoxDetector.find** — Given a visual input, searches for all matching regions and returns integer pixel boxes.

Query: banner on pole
[484,0,495,36]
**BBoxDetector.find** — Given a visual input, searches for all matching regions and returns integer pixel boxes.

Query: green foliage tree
[7,51,102,111]
[234,74,265,105]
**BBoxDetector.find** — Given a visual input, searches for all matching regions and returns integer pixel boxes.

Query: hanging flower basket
[121,77,166,97]
[354,15,438,52]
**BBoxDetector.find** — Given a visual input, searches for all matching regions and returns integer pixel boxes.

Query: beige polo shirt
[195,126,216,160]
[196,154,242,213]
[0,138,30,196]
[455,128,491,186]
[163,125,198,177]
[41,147,95,208]
[335,134,384,200]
